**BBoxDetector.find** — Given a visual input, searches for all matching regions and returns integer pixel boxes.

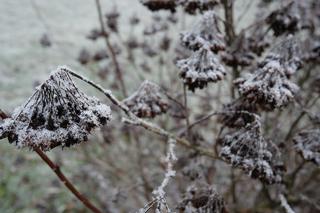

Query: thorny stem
[34,147,104,213]
[94,0,127,97]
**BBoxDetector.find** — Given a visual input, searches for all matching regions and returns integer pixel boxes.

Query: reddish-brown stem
[34,147,104,213]
[94,0,127,97]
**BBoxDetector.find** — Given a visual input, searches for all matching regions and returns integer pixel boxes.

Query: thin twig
[94,0,127,97]
[34,147,104,213]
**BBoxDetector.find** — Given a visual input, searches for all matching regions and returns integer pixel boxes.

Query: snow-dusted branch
[279,194,296,213]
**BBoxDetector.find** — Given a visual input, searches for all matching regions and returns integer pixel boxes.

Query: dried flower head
[177,183,227,213]
[294,129,320,166]
[39,33,52,48]
[86,29,104,41]
[93,49,109,61]
[0,67,111,151]
[219,120,282,184]
[140,0,177,12]
[236,38,301,110]
[78,48,91,65]
[178,0,220,15]
[123,80,168,118]
[266,2,300,36]
[180,11,225,53]
[105,9,120,33]
[176,45,226,91]
[218,98,258,128]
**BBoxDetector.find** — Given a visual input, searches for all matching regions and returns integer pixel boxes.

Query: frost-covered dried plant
[236,38,301,110]
[293,129,320,166]
[266,1,300,36]
[177,183,227,213]
[178,0,219,15]
[176,45,226,91]
[0,67,111,151]
[180,11,225,53]
[123,80,168,118]
[219,120,282,184]
[138,138,177,213]
[141,0,177,12]
[218,97,257,128]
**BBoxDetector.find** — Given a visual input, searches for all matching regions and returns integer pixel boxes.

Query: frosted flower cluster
[140,0,177,12]
[236,55,300,110]
[123,80,168,118]
[219,121,281,184]
[180,11,225,53]
[177,183,226,212]
[218,97,257,128]
[266,2,300,36]
[177,45,226,91]
[178,0,219,15]
[293,129,320,166]
[0,67,111,151]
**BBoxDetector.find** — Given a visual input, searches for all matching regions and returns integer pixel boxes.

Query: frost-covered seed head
[0,67,111,151]
[266,2,300,36]
[123,80,168,118]
[293,129,320,166]
[176,46,226,91]
[177,183,227,212]
[178,0,219,15]
[236,36,302,110]
[219,121,282,184]
[218,98,258,128]
[140,0,177,12]
[180,11,225,52]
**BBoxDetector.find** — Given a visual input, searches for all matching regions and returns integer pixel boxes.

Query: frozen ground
[0,0,150,110]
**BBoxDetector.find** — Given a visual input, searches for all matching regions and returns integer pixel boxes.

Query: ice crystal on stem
[219,120,282,184]
[0,66,111,151]
[236,37,301,110]
[123,80,168,118]
[177,183,227,213]
[176,45,226,91]
[180,11,225,53]
[293,129,320,166]
[138,138,177,213]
